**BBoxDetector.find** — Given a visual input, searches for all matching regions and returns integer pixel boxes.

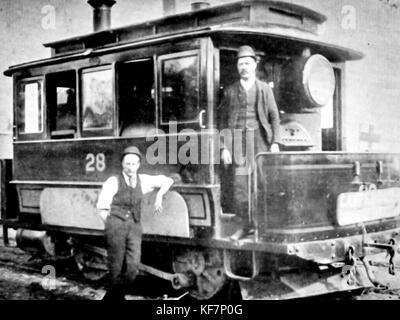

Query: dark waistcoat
[110,173,143,222]
[235,83,259,130]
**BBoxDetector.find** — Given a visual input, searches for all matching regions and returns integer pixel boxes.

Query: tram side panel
[12,134,219,238]
[257,152,400,258]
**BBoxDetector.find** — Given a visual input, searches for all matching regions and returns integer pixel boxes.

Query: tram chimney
[191,2,210,11]
[88,0,116,32]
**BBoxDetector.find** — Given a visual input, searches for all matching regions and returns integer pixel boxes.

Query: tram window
[81,67,113,133]
[47,71,76,139]
[160,52,200,124]
[17,80,43,134]
[118,59,155,137]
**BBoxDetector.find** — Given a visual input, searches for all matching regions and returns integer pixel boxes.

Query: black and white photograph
[1,0,400,309]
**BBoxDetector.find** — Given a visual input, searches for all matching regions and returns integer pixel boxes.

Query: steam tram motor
[2,0,400,299]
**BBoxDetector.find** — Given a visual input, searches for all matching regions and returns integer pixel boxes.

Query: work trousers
[104,215,142,298]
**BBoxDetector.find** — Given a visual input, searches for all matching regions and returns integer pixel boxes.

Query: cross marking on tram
[359,124,380,151]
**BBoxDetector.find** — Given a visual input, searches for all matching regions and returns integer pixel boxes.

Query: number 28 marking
[86,153,106,172]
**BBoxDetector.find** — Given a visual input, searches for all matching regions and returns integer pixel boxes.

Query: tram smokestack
[191,2,210,11]
[88,0,116,32]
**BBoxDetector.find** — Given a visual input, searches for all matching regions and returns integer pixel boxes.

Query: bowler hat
[121,146,142,161]
[237,45,257,60]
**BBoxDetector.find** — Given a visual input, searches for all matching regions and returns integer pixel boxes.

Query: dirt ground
[1,228,400,300]
[0,230,182,300]
[0,244,106,300]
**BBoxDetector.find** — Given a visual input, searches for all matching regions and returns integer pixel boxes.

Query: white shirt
[240,77,256,92]
[96,172,172,210]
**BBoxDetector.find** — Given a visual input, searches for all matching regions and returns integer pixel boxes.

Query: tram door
[118,58,156,137]
[217,48,343,214]
[218,50,238,214]
[217,49,276,214]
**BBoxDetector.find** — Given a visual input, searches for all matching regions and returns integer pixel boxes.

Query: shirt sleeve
[96,176,118,210]
[139,174,173,195]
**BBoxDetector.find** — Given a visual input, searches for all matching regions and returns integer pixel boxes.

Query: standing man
[97,146,174,300]
[219,45,281,240]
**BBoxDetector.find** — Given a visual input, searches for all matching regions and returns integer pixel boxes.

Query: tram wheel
[172,248,227,300]
[73,244,108,282]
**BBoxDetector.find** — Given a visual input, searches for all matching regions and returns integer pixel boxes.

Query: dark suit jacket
[218,79,281,146]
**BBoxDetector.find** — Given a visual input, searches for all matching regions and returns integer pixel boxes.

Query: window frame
[16,76,45,141]
[45,70,78,139]
[158,49,202,127]
[79,64,115,138]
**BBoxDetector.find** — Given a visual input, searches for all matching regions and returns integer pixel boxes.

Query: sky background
[1,0,400,156]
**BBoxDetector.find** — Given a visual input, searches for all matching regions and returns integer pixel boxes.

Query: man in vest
[219,45,281,241]
[97,146,174,300]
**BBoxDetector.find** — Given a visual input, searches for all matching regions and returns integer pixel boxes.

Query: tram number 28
[85,153,106,172]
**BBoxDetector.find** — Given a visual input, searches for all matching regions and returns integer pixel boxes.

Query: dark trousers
[222,128,269,223]
[103,215,142,300]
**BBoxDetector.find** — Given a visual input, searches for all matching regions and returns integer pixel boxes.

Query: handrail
[223,249,259,281]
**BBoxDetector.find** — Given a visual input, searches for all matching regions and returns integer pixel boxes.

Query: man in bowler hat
[218,45,281,240]
[97,146,174,299]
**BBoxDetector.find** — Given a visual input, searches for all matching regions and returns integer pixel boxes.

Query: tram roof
[4,0,363,76]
